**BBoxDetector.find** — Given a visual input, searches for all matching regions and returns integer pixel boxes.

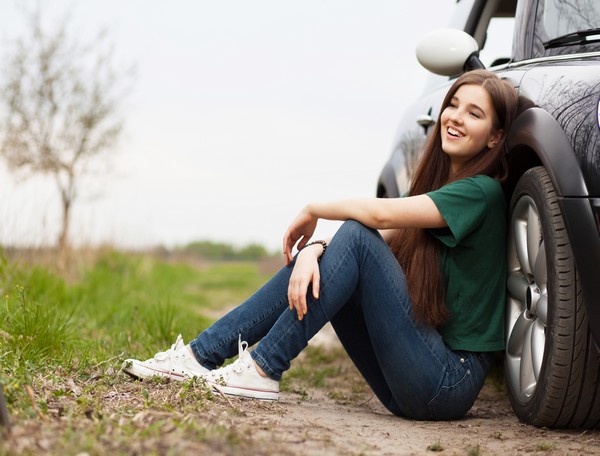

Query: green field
[0,251,368,455]
[0,251,267,453]
[0,251,271,382]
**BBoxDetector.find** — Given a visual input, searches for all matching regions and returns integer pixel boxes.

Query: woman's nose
[449,109,463,124]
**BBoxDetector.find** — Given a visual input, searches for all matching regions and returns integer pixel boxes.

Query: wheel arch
[505,107,600,347]
[505,107,588,198]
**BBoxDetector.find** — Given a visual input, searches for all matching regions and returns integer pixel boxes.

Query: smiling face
[440,84,503,173]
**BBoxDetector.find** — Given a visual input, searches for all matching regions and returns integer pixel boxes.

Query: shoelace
[212,335,250,378]
[153,334,184,361]
[232,335,250,374]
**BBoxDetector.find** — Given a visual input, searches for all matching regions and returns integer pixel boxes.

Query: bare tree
[0,9,132,257]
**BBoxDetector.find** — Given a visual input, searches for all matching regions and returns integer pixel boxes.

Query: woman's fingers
[283,206,318,265]
[287,260,321,320]
[288,277,307,320]
[312,269,320,300]
[283,233,292,265]
[283,230,298,264]
[284,233,311,263]
[283,231,302,265]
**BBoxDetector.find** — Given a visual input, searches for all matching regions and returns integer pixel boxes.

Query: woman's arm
[283,195,445,263]
[283,195,446,318]
[308,194,446,230]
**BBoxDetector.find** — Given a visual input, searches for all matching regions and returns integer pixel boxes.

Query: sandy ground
[236,326,600,456]
[5,379,599,456]
[247,385,600,455]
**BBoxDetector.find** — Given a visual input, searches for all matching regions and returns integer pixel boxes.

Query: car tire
[505,166,600,429]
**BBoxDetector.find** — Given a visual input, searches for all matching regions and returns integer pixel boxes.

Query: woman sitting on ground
[124,69,523,421]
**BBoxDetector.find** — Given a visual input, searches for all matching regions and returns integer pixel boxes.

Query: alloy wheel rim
[506,195,548,404]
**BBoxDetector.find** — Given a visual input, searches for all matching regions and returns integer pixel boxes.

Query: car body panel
[516,63,600,195]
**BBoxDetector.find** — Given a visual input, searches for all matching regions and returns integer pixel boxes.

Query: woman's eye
[470,111,480,118]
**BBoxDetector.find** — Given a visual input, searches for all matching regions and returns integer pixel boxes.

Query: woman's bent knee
[336,220,381,243]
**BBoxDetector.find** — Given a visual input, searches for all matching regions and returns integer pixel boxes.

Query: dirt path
[219,326,600,455]
[245,327,600,456]
[246,385,600,455]
[6,378,598,455]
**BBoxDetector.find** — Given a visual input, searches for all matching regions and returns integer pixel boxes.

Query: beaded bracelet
[301,240,327,261]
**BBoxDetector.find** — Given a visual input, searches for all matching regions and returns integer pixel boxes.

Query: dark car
[377,0,600,429]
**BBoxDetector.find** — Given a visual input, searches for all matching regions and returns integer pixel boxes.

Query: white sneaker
[122,334,209,381]
[205,337,279,401]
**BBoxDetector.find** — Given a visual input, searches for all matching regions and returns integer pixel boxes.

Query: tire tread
[507,167,600,429]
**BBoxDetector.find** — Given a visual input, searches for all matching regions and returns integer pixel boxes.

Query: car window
[543,0,600,40]
[532,0,600,57]
[479,17,515,67]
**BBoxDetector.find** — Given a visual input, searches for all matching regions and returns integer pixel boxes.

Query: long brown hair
[389,69,519,327]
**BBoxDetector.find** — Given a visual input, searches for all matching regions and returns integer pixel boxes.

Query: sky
[0,0,461,252]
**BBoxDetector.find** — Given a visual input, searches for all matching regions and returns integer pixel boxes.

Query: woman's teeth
[448,127,464,138]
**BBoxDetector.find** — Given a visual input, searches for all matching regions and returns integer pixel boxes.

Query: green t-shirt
[426,175,506,352]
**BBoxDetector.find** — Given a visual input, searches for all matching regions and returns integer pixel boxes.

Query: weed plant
[0,250,269,420]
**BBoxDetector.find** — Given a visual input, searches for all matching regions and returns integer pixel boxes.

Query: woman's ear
[487,129,504,149]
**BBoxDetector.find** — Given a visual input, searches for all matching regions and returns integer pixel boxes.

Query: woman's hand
[287,245,321,320]
[283,206,318,265]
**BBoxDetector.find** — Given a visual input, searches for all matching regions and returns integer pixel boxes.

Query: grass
[1,250,269,370]
[0,249,287,453]
[427,440,444,452]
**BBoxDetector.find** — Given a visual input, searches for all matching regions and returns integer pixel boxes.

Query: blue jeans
[189,220,492,420]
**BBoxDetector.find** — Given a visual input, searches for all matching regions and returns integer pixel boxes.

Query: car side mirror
[416,28,484,76]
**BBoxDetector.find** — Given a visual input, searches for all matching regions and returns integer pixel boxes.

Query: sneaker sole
[123,360,187,381]
[209,382,279,401]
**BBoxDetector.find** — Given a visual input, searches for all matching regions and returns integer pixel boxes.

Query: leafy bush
[180,240,271,260]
